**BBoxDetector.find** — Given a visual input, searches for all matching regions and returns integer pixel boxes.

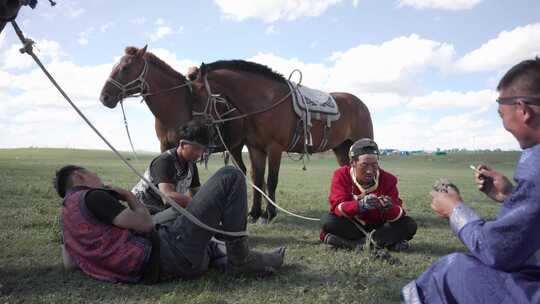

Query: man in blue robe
[402,57,540,303]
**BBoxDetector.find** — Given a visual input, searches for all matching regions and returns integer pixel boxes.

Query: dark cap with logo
[349,138,379,159]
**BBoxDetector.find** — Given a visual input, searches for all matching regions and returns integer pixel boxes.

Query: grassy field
[0,148,519,303]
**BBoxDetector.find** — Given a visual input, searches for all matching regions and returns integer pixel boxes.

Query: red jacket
[328,166,406,225]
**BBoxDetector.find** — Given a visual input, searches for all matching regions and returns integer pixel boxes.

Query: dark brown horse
[100,46,373,223]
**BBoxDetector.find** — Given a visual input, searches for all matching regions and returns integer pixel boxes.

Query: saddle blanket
[288,82,340,122]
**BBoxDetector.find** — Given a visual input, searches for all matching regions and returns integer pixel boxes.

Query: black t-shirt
[85,189,160,284]
[85,189,126,224]
[150,151,200,188]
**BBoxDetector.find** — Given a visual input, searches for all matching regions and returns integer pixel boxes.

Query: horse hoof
[248,214,259,224]
[256,217,269,225]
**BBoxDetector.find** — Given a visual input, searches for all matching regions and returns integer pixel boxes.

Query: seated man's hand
[474,165,513,203]
[430,186,462,218]
[378,195,393,212]
[357,194,381,213]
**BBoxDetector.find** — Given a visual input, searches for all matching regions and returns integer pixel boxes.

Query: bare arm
[106,186,154,233]
[158,183,192,208]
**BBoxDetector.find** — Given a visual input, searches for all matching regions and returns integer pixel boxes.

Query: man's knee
[320,213,339,232]
[216,165,243,180]
[396,216,417,240]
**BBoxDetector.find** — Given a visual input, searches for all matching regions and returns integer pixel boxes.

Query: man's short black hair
[497,56,540,95]
[177,120,210,146]
[54,165,84,198]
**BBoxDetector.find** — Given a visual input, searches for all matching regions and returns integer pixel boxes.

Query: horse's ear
[136,45,148,57]
[200,63,207,75]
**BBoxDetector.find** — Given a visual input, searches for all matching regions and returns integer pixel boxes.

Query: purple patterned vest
[61,189,151,283]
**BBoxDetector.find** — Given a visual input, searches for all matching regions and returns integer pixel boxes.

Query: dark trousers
[156,166,247,279]
[321,213,417,247]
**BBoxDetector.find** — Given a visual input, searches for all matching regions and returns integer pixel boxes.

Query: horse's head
[100,45,149,108]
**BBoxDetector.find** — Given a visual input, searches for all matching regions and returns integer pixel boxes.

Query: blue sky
[1,0,539,152]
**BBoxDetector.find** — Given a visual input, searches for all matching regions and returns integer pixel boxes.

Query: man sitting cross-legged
[56,164,285,283]
[320,138,417,252]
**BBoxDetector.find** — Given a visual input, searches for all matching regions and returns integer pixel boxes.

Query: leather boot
[225,237,286,276]
[323,233,365,251]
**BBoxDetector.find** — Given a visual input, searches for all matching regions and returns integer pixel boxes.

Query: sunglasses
[496,96,540,106]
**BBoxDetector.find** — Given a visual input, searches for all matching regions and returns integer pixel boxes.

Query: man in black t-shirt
[132,121,207,216]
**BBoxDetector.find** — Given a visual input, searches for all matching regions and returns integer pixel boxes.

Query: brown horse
[100,46,248,172]
[100,46,373,223]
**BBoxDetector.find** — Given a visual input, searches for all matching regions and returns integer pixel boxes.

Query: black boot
[225,237,286,276]
[323,233,365,251]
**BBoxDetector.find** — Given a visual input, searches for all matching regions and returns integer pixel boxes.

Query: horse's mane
[203,60,286,83]
[125,46,187,80]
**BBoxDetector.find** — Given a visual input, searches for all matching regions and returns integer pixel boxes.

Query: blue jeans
[154,166,247,279]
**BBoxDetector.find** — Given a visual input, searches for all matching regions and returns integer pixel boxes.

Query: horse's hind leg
[332,140,353,166]
[263,145,282,223]
[247,146,267,223]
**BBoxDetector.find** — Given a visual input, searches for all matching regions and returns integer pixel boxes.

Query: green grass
[0,148,519,303]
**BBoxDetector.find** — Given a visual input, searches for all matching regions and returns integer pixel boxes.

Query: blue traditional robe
[403,143,540,303]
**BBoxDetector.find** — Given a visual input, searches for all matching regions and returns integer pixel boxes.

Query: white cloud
[249,52,330,89]
[408,89,496,109]
[265,25,279,35]
[150,48,199,75]
[326,34,455,95]
[77,37,88,45]
[432,112,488,132]
[397,0,482,10]
[375,112,517,151]
[77,27,94,46]
[352,0,360,7]
[1,39,67,70]
[214,0,342,22]
[455,23,540,73]
[150,26,173,41]
[155,18,165,26]
[100,22,114,32]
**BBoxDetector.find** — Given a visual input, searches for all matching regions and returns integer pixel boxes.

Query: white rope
[120,101,138,161]
[11,20,247,238]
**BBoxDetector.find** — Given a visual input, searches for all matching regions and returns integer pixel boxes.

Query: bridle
[105,58,192,103]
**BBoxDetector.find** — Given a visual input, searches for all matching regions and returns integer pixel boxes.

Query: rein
[106,58,193,157]
[106,58,193,102]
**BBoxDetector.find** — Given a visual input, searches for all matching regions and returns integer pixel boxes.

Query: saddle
[287,81,340,153]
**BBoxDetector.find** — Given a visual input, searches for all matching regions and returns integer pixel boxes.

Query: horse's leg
[229,145,247,174]
[247,146,267,223]
[223,152,230,165]
[264,145,283,223]
[332,140,353,166]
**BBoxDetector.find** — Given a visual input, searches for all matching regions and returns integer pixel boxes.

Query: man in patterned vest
[132,120,206,217]
[56,139,285,283]
[320,138,417,251]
